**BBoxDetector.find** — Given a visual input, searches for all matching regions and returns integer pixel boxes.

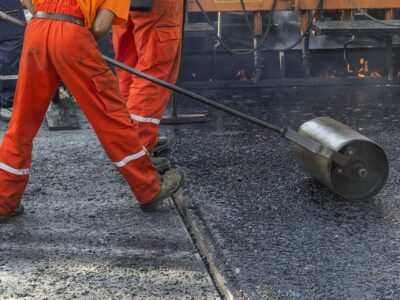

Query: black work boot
[140,169,183,212]
[0,204,24,223]
[151,137,170,155]
[151,157,171,172]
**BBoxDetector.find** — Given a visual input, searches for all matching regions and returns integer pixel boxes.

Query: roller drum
[293,117,389,200]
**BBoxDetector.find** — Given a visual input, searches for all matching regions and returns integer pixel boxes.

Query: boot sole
[141,174,184,211]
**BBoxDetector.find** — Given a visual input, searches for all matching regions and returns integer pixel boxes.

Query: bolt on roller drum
[292,117,389,200]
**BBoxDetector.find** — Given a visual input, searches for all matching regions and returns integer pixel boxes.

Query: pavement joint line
[168,197,222,299]
[173,192,245,300]
[181,78,400,90]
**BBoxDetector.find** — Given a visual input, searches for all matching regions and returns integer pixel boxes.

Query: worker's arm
[20,0,35,14]
[90,9,115,40]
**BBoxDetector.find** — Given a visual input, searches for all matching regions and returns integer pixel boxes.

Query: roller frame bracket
[282,127,323,154]
[329,150,351,169]
[282,127,350,168]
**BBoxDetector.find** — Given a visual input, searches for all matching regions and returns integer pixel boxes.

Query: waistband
[35,0,84,19]
[33,12,84,26]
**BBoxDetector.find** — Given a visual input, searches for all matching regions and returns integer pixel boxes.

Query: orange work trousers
[112,0,184,150]
[0,18,161,215]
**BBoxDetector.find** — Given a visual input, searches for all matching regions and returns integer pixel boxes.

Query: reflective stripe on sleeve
[0,75,18,80]
[130,114,160,125]
[114,147,147,168]
[0,162,29,175]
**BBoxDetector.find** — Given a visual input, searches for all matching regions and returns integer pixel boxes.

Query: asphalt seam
[181,78,400,89]
[173,192,245,300]
[170,198,222,299]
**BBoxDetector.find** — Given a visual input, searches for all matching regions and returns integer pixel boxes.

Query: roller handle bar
[102,57,351,167]
[0,11,27,27]
[103,56,283,134]
[103,55,283,134]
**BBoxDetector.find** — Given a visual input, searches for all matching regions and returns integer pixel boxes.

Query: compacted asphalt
[164,83,400,299]
[1,82,400,299]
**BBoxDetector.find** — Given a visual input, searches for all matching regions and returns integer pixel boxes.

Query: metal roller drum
[293,117,389,200]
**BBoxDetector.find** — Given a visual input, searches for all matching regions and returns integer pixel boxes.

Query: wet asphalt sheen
[164,84,400,300]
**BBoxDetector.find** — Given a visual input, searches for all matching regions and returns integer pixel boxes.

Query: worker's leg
[51,22,160,204]
[0,0,26,121]
[112,17,138,103]
[125,0,184,150]
[0,20,60,215]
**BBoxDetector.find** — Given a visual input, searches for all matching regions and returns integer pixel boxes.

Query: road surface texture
[0,112,219,299]
[163,83,400,299]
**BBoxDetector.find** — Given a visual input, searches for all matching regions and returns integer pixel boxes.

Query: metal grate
[312,20,400,35]
[184,23,215,38]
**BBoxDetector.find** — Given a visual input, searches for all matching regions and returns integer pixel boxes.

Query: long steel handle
[0,11,27,27]
[103,55,284,134]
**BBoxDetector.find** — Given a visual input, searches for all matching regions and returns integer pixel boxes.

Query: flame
[370,71,381,78]
[357,57,369,78]
[235,68,247,81]
[235,68,256,81]
[347,63,353,73]
[346,57,382,78]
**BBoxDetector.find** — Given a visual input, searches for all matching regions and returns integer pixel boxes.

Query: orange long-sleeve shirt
[32,0,130,28]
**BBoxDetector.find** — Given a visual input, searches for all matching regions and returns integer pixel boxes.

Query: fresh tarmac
[1,83,400,299]
[165,83,400,299]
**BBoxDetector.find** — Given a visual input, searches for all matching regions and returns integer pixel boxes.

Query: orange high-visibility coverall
[112,0,184,150]
[0,0,161,215]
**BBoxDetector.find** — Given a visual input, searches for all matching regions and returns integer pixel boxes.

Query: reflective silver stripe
[130,114,160,125]
[0,75,18,80]
[114,147,147,168]
[0,162,29,175]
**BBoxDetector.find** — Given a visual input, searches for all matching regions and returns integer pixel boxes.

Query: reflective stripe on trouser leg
[0,162,29,175]
[130,114,160,125]
[114,147,147,168]
[0,75,18,80]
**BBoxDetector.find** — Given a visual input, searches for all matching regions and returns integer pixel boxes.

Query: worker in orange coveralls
[0,0,184,222]
[112,0,184,168]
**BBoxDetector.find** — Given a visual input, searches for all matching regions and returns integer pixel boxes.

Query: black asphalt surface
[163,83,400,299]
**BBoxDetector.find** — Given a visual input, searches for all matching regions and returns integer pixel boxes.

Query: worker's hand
[20,0,35,14]
[90,9,115,40]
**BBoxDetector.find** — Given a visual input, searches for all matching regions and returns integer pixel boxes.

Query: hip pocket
[155,26,181,65]
[91,70,125,113]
